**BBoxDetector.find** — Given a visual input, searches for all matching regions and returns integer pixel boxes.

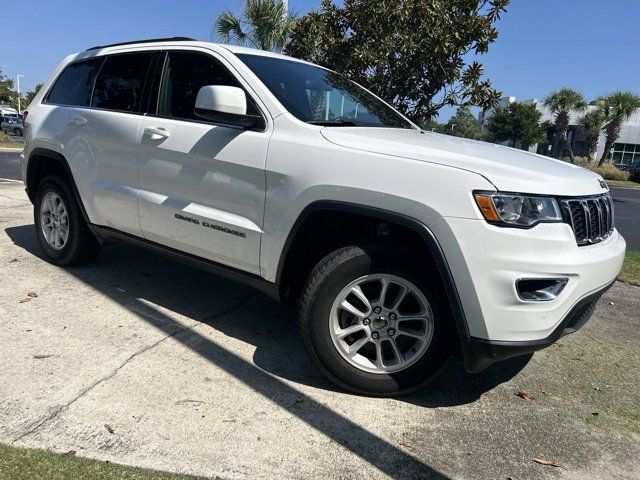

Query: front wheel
[299,246,454,396]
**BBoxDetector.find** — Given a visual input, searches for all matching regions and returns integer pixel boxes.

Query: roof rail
[85,37,196,51]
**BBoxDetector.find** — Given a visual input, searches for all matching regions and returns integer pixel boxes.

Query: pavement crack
[11,292,255,444]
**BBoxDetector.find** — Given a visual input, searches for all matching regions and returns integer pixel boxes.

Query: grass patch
[0,444,196,480]
[0,132,21,149]
[619,250,640,287]
[606,179,640,189]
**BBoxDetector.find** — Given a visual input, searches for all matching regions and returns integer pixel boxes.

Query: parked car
[613,162,629,171]
[628,161,640,181]
[0,105,19,116]
[1,115,23,136]
[21,38,626,396]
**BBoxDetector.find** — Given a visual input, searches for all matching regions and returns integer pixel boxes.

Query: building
[478,96,640,165]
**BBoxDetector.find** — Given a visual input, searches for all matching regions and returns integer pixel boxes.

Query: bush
[574,158,630,181]
[0,132,11,143]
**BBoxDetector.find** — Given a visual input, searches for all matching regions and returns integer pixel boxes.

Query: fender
[26,147,91,224]
[275,200,473,356]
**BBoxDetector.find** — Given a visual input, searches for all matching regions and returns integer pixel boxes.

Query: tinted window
[237,54,413,129]
[46,58,103,106]
[157,51,259,120]
[92,52,155,112]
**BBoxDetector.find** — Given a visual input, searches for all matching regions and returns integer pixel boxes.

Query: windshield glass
[237,54,414,129]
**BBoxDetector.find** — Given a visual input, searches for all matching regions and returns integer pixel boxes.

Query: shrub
[574,158,630,181]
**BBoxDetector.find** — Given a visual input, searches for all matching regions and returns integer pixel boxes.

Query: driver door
[137,50,269,275]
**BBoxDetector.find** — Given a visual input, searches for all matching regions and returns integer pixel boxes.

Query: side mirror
[195,85,262,129]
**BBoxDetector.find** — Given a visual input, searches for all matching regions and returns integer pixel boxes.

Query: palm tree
[597,91,640,166]
[214,0,296,52]
[543,88,587,163]
[577,107,605,162]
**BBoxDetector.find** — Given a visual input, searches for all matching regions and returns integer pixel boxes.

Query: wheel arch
[275,200,471,346]
[26,147,90,223]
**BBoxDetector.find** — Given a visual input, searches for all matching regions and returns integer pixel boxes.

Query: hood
[320,128,608,197]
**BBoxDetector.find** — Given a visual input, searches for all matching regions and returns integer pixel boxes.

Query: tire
[14,127,23,137]
[299,245,454,396]
[33,175,101,265]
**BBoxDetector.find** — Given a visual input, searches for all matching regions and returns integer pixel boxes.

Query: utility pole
[16,75,24,113]
[279,0,289,54]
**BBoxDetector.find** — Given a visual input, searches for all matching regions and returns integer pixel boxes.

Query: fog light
[516,278,568,301]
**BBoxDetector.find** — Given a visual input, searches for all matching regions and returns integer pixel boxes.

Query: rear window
[46,58,103,106]
[91,52,156,113]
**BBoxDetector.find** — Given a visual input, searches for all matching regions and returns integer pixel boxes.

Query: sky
[1,0,638,120]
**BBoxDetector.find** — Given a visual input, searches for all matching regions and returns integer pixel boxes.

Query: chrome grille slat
[594,200,603,239]
[561,194,614,246]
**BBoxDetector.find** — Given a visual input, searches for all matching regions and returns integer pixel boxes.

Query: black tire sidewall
[303,247,454,396]
[34,176,89,265]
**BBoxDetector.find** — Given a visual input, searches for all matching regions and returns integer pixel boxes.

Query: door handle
[143,127,170,140]
[69,116,87,126]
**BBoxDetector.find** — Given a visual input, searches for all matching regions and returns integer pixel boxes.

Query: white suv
[21,38,626,396]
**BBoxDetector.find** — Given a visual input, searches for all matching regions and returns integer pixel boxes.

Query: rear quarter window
[46,58,104,106]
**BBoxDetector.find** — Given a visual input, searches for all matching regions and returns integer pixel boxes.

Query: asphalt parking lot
[612,187,640,250]
[1,181,639,479]
[0,151,22,182]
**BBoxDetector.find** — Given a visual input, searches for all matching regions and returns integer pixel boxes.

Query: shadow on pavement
[6,223,530,478]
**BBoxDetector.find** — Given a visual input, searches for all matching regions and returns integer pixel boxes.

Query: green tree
[0,69,16,105]
[543,88,587,163]
[23,83,43,108]
[214,0,296,52]
[577,108,605,162]
[597,91,640,166]
[285,0,509,124]
[440,107,481,139]
[418,118,441,132]
[484,101,547,150]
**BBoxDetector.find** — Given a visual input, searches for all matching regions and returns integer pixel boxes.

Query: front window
[237,54,414,129]
[156,51,260,121]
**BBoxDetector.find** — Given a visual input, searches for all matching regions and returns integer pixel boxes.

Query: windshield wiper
[307,120,359,127]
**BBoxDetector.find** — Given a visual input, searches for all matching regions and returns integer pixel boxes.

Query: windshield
[237,54,414,129]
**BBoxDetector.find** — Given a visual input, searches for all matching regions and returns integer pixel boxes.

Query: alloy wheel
[329,274,434,374]
[40,192,70,250]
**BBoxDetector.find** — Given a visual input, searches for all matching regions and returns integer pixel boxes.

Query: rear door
[137,49,270,274]
[79,51,160,235]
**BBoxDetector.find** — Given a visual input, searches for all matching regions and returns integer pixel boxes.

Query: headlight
[474,192,562,227]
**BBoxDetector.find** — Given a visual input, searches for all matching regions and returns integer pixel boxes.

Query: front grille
[561,194,614,246]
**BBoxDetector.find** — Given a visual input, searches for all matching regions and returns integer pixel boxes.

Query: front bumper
[464,279,614,372]
[430,216,626,373]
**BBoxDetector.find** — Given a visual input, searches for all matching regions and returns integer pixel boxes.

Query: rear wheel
[34,176,101,265]
[299,246,454,396]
